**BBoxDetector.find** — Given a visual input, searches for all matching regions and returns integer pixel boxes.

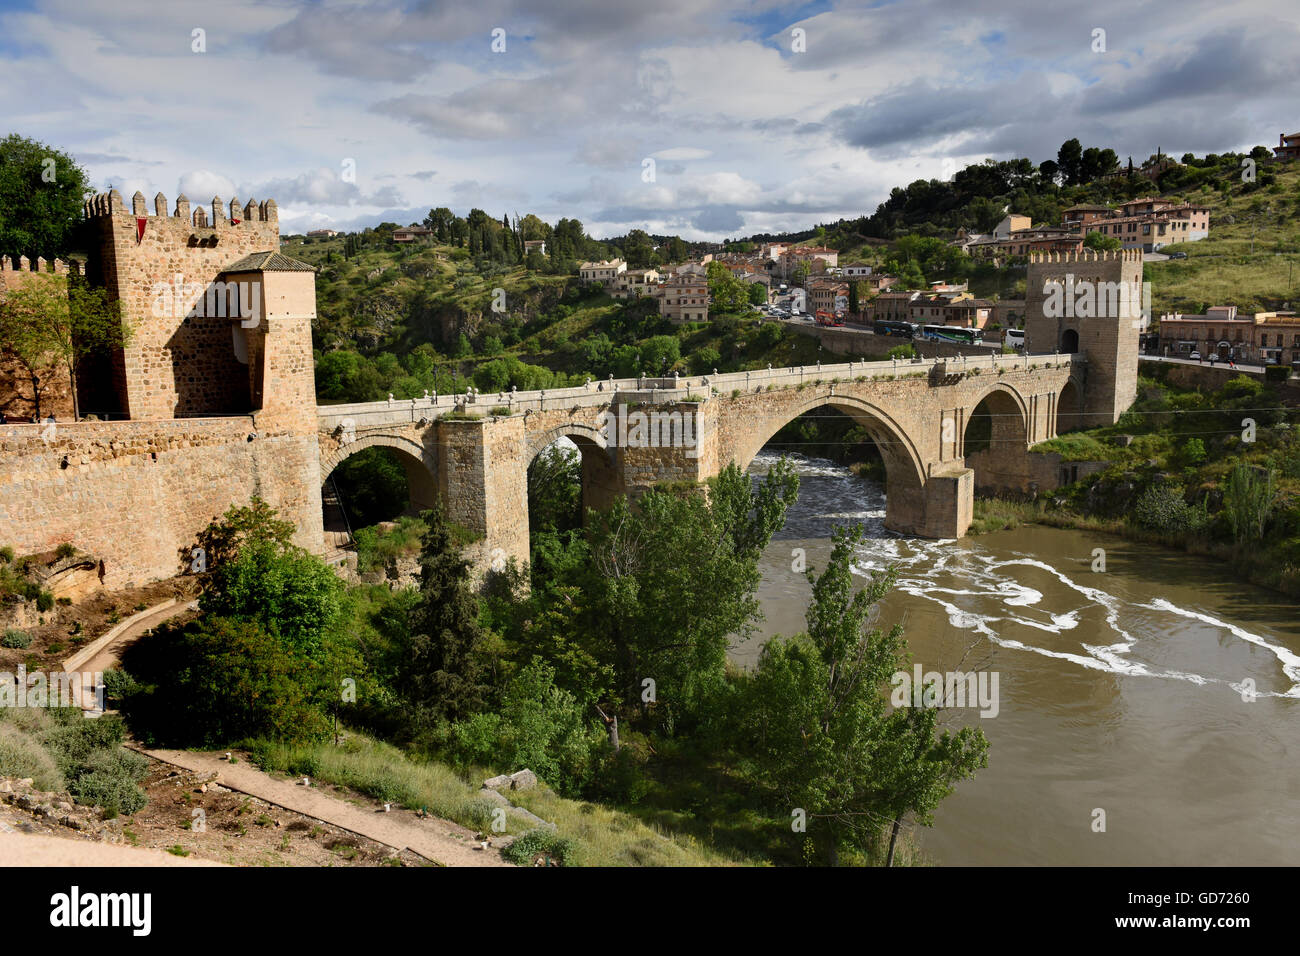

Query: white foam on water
[755,450,1300,697]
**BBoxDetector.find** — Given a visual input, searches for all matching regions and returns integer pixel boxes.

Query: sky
[2,0,1298,240]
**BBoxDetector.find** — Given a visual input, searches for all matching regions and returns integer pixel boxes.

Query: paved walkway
[62,598,198,713]
[136,748,511,867]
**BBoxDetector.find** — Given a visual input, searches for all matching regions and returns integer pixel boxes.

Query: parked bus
[873,319,915,338]
[922,324,984,345]
[1005,328,1025,349]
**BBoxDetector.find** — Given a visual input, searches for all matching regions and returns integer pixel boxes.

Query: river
[740,451,1300,866]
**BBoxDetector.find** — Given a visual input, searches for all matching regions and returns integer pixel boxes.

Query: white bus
[1005,329,1025,349]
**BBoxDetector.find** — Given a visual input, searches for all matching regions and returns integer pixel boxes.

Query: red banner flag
[136,218,147,243]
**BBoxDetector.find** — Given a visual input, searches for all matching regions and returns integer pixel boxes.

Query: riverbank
[969,497,1300,598]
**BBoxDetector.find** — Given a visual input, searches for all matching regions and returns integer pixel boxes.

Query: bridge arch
[1056,378,1083,434]
[737,393,927,483]
[736,393,932,536]
[526,421,608,462]
[964,382,1030,454]
[319,433,440,544]
[525,419,622,538]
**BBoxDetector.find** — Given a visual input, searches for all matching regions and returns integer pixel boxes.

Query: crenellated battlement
[0,254,79,275]
[1027,248,1143,265]
[84,189,278,225]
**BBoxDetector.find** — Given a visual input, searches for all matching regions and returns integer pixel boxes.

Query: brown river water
[738,452,1300,866]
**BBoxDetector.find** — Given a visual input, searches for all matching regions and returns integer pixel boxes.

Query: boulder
[508,769,538,791]
[482,774,513,791]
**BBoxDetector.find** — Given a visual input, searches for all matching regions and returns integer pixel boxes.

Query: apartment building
[609,267,661,299]
[660,274,710,323]
[869,291,921,322]
[579,258,627,284]
[1157,305,1300,365]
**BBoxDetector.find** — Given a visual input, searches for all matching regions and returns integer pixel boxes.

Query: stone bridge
[317,351,1083,569]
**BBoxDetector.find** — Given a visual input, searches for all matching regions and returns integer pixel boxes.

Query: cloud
[176,170,239,201]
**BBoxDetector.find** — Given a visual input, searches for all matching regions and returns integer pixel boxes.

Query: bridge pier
[884,468,974,540]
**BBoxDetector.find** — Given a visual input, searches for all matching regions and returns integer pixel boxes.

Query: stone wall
[81,190,281,420]
[0,418,323,590]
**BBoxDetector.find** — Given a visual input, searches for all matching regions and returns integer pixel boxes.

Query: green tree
[1057,138,1083,186]
[741,524,987,865]
[121,615,332,746]
[1083,231,1122,252]
[450,658,606,796]
[1223,463,1277,544]
[528,443,582,534]
[0,134,92,260]
[199,538,344,660]
[399,499,494,725]
[0,272,130,418]
[586,460,799,726]
[195,495,297,568]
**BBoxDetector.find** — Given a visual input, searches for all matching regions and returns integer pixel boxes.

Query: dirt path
[136,748,512,867]
[0,830,226,866]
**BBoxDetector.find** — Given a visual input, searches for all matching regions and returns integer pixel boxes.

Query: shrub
[449,659,605,797]
[2,629,32,649]
[0,546,14,563]
[36,591,53,612]
[55,543,76,559]
[1132,483,1208,536]
[68,748,150,816]
[1180,438,1207,466]
[1265,364,1290,382]
[501,827,580,867]
[121,617,334,747]
[0,723,65,792]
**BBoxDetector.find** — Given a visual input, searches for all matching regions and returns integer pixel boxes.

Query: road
[1140,353,1268,374]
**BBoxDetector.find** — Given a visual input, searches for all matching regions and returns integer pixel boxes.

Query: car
[1167,251,1188,259]
[1188,351,1202,360]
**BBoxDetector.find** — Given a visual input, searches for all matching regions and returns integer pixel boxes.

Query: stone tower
[80,189,316,424]
[1024,248,1142,427]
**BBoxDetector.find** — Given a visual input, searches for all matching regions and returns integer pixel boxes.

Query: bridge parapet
[317,351,1084,427]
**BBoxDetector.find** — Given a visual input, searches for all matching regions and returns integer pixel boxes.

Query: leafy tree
[1083,231,1122,252]
[622,229,655,269]
[0,134,92,260]
[194,495,296,568]
[636,335,681,375]
[399,499,495,725]
[1223,463,1277,544]
[706,260,750,313]
[740,524,987,865]
[450,658,606,796]
[199,538,344,660]
[528,443,582,534]
[586,459,799,727]
[121,616,332,746]
[0,273,130,418]
[747,282,768,306]
[1057,138,1083,186]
